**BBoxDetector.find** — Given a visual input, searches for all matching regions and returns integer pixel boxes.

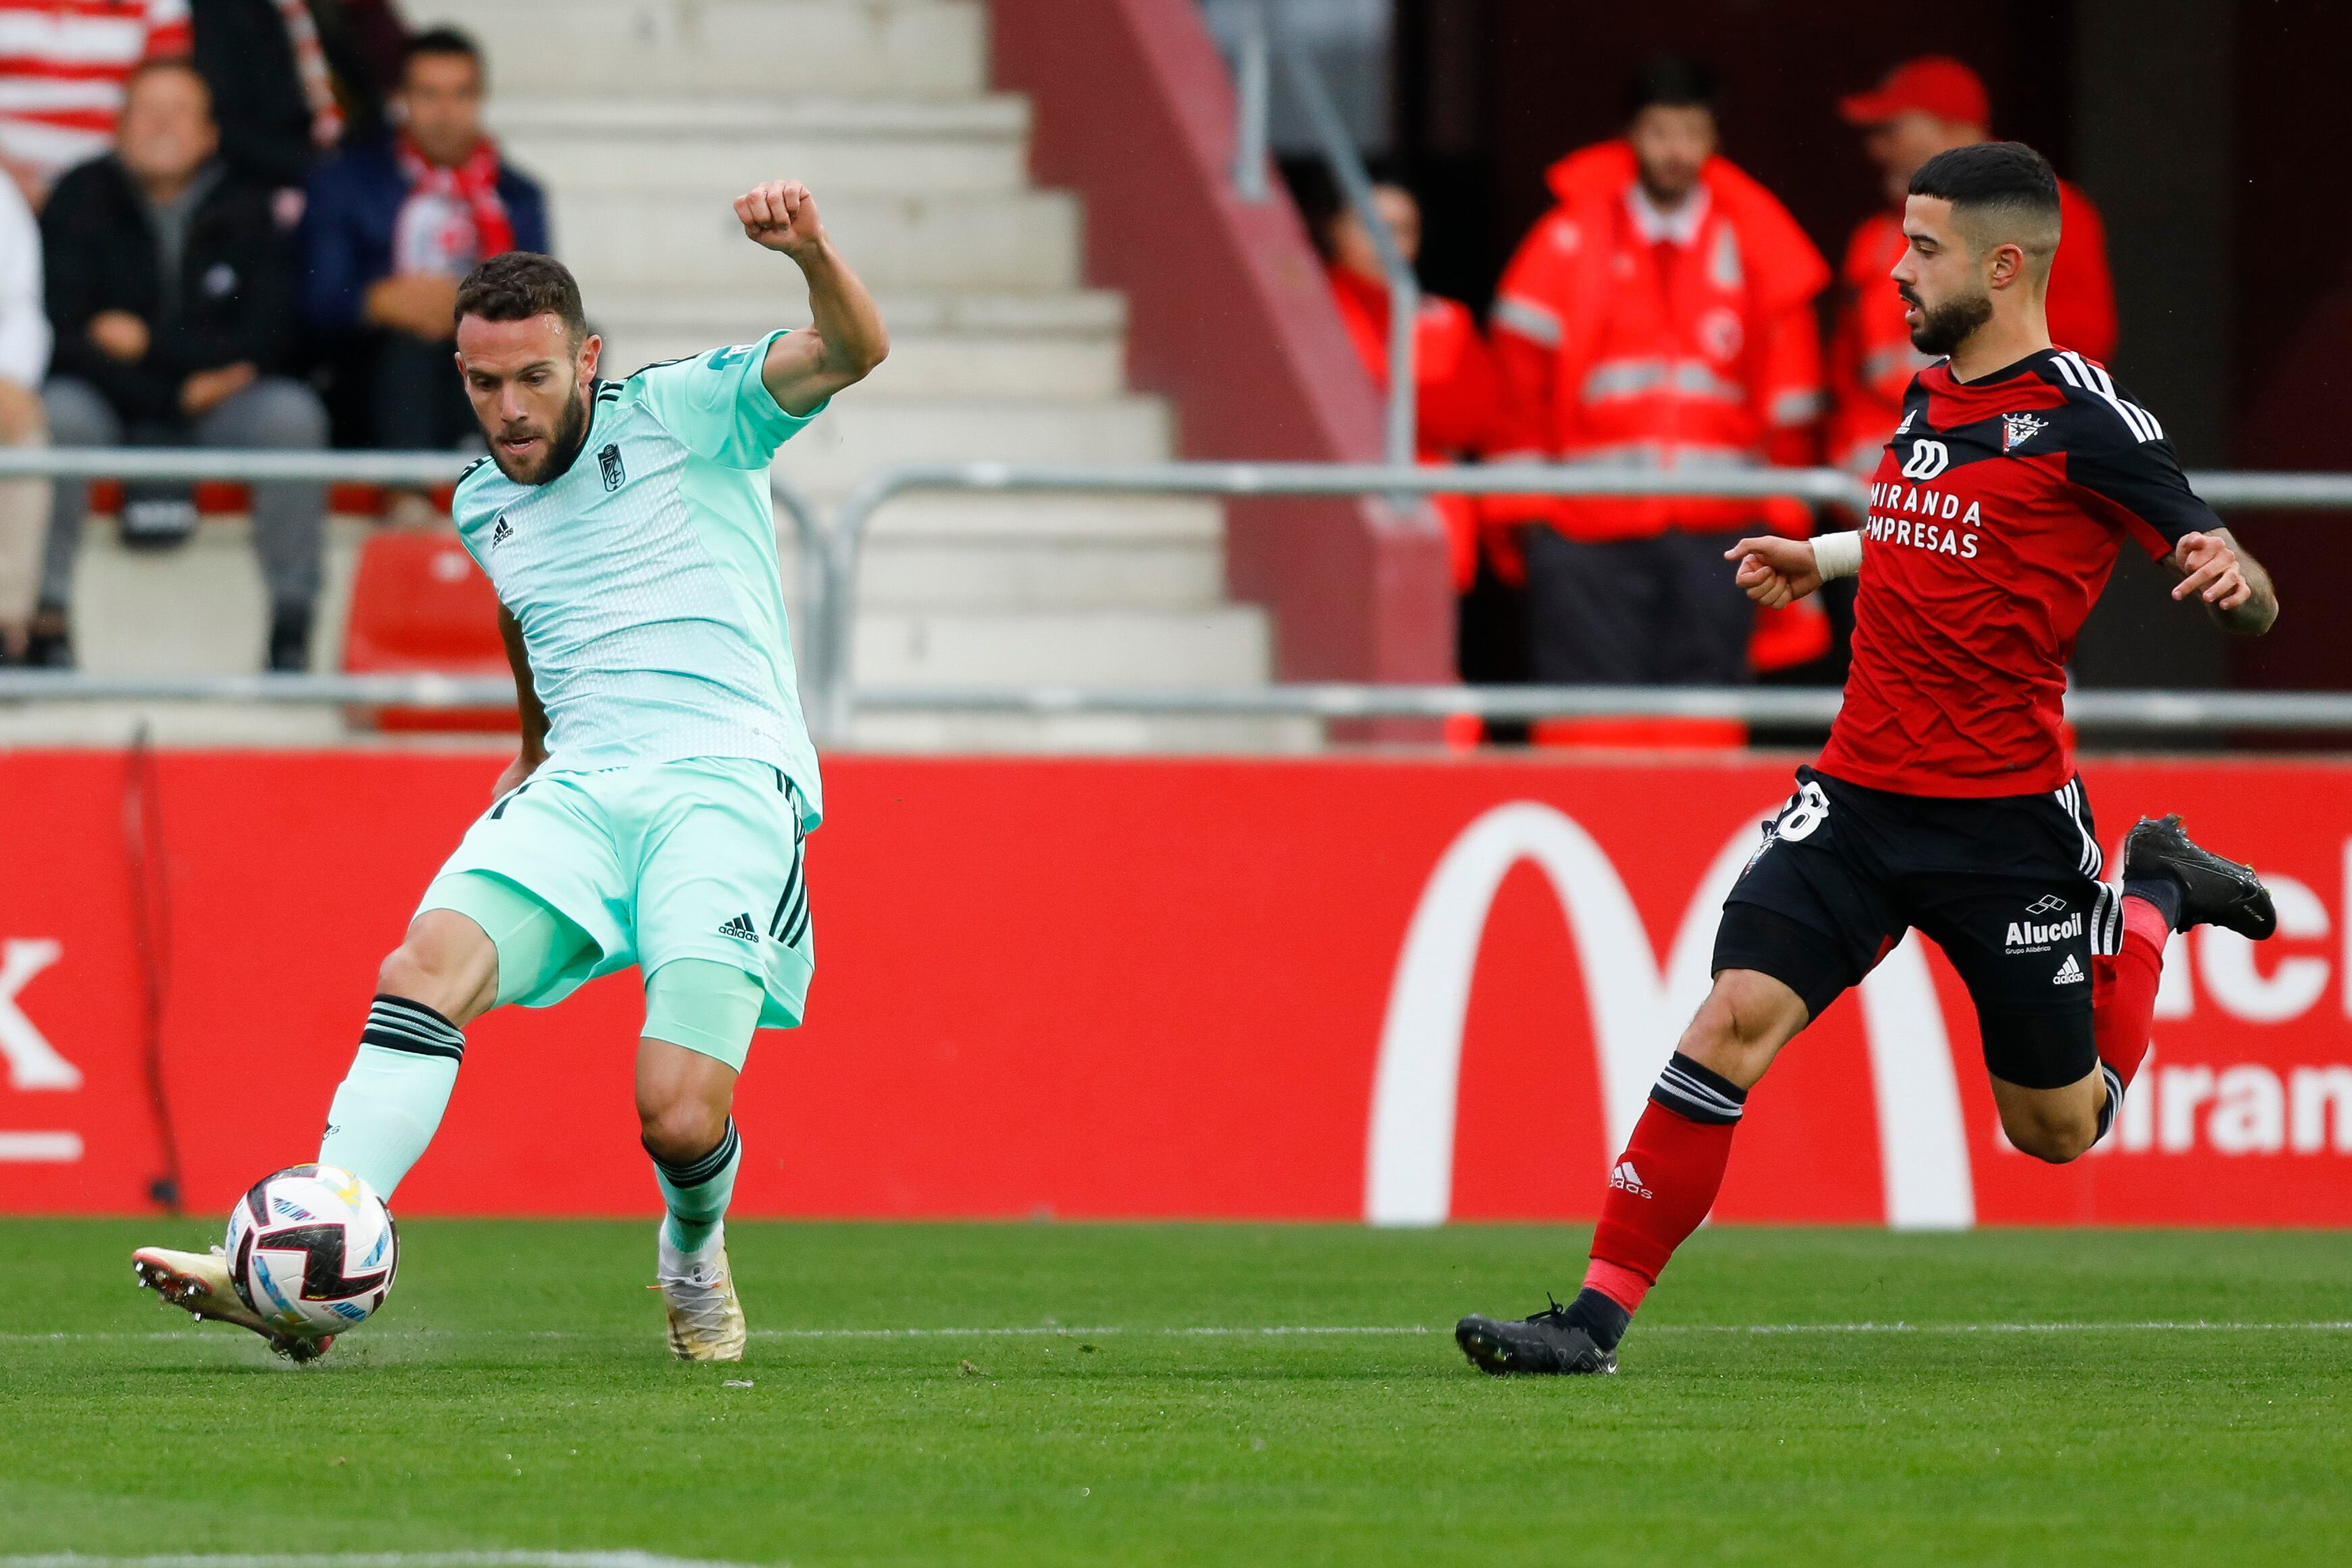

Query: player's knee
[637,1094,727,1164]
[2001,1107,2099,1164]
[1679,969,1807,1088]
[377,910,498,1024]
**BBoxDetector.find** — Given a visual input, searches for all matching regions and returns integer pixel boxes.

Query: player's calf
[1989,1072,2103,1163]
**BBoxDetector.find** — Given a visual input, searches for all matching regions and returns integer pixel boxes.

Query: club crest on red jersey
[2002,411,2049,451]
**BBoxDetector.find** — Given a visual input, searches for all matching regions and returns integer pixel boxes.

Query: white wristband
[1812,531,1862,581]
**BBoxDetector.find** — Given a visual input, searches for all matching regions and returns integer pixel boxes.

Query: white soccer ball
[224,1164,399,1338]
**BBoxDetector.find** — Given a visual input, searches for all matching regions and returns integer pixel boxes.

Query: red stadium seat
[342,526,517,733]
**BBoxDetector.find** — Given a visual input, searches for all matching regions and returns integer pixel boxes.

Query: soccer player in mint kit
[134,180,887,1363]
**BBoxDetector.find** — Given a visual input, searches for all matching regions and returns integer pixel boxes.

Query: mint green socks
[317,995,465,1199]
[650,1118,741,1254]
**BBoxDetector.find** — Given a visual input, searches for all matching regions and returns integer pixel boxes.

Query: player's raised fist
[735,180,825,258]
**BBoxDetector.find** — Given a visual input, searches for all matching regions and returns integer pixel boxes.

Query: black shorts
[1713,765,2122,1090]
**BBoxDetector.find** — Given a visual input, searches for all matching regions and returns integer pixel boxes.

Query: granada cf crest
[598,442,625,490]
[2002,411,2049,451]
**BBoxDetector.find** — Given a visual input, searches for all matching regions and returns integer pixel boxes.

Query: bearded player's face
[455,315,603,485]
[1891,195,1994,357]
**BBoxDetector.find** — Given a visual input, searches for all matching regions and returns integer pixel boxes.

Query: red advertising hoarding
[3,750,2347,1224]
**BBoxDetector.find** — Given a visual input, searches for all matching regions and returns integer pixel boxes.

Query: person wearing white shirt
[0,169,48,662]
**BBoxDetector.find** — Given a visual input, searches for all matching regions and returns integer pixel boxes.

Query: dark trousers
[1523,525,1756,685]
[371,330,477,450]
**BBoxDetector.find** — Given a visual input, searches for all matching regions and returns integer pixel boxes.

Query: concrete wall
[989,0,1453,683]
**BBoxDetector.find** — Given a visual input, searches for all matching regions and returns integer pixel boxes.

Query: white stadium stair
[412,0,1299,752]
[38,0,1303,753]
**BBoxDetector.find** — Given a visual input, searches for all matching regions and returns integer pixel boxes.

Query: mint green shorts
[419,757,815,1053]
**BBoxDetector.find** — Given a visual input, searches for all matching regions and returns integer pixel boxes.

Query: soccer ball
[224,1164,399,1338]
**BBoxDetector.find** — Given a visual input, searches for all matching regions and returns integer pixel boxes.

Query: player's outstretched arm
[2168,527,2279,636]
[733,179,889,417]
[493,603,549,798]
[1723,534,1828,610]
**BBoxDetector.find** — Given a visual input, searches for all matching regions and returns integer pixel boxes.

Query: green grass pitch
[3,1220,2349,1566]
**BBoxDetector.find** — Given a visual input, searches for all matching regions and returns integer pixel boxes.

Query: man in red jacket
[1830,56,2116,475]
[1323,180,1519,598]
[1491,57,1828,689]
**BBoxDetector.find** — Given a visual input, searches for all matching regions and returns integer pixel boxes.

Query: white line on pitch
[9,1321,2352,1345]
[0,1556,758,1568]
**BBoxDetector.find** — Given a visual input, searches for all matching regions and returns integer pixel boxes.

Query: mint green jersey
[452,330,824,825]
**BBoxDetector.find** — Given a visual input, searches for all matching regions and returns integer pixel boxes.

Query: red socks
[1583,1053,1746,1315]
[2094,893,2169,1093]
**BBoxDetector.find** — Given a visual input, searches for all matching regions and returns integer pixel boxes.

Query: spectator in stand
[1323,180,1521,642]
[1490,57,1829,695]
[0,172,47,663]
[1829,56,2116,475]
[300,25,545,519]
[0,0,190,206]
[38,57,328,671]
[190,1,391,199]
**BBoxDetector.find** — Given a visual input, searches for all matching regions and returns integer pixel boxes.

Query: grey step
[780,538,1226,612]
[775,398,1174,496]
[401,0,987,99]
[61,517,367,675]
[552,187,1080,293]
[600,329,1126,402]
[851,608,1272,687]
[843,710,1323,754]
[490,96,1030,194]
[589,288,1125,340]
[860,494,1225,544]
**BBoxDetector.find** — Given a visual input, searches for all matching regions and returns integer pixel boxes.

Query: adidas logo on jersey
[718,913,758,942]
[490,515,513,549]
[2052,953,2086,985]
[1608,1160,1652,1199]
[2003,411,2049,450]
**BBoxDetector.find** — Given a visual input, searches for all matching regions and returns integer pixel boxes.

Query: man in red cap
[1827,57,2115,474]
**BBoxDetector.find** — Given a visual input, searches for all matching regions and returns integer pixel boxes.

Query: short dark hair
[1908,140,2062,262]
[1625,55,1719,121]
[454,252,587,344]
[121,54,209,106]
[402,26,484,81]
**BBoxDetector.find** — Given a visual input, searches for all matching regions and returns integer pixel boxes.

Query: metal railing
[0,446,828,670]
[11,446,2352,752]
[800,461,2352,741]
[1227,1,1417,471]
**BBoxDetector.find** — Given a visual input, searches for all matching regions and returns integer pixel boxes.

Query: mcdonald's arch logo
[1363,802,1977,1230]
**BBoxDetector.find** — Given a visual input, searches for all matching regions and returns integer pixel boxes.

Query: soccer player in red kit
[1456,141,2281,1376]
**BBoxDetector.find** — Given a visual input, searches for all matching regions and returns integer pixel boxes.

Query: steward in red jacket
[1830,57,2116,475]
[1490,59,1829,687]
[1325,184,1520,594]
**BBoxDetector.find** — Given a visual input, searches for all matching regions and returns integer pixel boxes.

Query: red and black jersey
[1818,347,2216,798]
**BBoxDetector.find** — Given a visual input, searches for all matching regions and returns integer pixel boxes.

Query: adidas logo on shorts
[718,913,758,942]
[2052,953,2085,985]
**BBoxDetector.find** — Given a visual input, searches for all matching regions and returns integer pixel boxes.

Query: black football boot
[2122,814,2276,940]
[1455,1294,1619,1376]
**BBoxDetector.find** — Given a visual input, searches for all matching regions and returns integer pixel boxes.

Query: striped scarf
[272,0,344,149]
